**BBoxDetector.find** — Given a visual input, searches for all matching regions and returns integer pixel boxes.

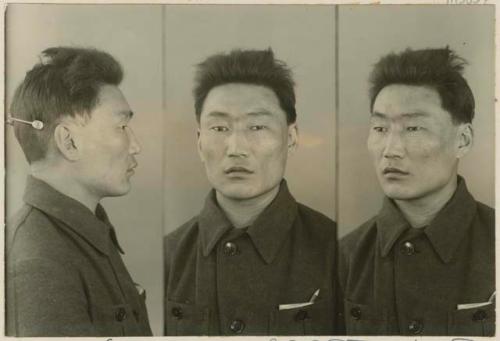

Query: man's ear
[456,123,473,159]
[53,123,80,161]
[196,128,205,162]
[287,123,298,154]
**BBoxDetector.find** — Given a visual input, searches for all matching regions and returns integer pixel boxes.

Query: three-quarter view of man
[339,47,495,336]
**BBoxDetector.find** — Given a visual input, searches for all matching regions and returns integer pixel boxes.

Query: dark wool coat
[339,177,495,336]
[6,176,152,336]
[164,180,343,336]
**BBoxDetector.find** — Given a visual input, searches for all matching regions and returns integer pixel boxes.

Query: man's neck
[395,176,458,228]
[216,185,281,228]
[31,163,100,213]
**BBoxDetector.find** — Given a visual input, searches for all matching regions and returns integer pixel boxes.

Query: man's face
[198,83,297,201]
[75,85,141,198]
[367,84,466,203]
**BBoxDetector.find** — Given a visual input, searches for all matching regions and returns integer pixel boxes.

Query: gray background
[337,5,495,237]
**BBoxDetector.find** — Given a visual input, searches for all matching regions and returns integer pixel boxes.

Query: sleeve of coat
[9,257,98,336]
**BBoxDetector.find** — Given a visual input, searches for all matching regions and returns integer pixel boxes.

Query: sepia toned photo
[5,5,164,336]
[162,5,338,336]
[337,4,495,337]
[2,1,497,339]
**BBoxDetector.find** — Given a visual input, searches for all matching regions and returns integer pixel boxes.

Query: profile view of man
[6,47,152,336]
[164,48,341,335]
[339,47,495,336]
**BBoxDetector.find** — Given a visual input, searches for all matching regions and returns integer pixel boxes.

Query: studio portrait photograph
[2,1,496,339]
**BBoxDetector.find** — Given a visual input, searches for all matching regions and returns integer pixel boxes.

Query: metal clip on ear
[7,114,44,130]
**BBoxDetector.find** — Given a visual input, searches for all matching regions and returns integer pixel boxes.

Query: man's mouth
[382,167,409,176]
[127,162,138,173]
[224,166,253,174]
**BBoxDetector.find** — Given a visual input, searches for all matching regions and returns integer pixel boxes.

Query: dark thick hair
[369,47,475,124]
[193,48,296,124]
[10,47,123,163]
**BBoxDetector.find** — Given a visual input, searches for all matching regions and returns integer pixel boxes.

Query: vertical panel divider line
[160,4,166,335]
[334,5,339,230]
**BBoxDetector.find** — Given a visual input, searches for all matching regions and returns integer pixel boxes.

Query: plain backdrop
[337,5,495,237]
[163,5,336,235]
[5,5,164,334]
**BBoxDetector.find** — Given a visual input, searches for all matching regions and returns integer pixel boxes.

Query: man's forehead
[372,85,451,120]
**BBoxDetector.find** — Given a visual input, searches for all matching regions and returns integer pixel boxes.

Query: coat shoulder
[339,216,378,256]
[296,202,337,238]
[475,200,495,229]
[164,216,200,261]
[7,205,72,262]
[165,216,199,244]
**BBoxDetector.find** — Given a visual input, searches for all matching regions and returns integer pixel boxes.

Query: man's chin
[380,183,417,201]
[103,183,132,198]
[215,183,261,201]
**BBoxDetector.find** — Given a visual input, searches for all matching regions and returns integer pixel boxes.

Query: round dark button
[350,307,362,320]
[229,319,245,333]
[408,319,423,334]
[472,309,487,321]
[223,242,239,256]
[295,310,309,321]
[401,241,416,256]
[115,307,127,322]
[171,307,183,319]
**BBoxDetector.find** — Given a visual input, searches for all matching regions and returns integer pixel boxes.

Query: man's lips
[382,167,409,175]
[127,162,138,172]
[224,166,253,174]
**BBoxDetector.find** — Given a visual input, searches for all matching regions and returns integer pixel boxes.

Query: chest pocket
[165,300,210,335]
[344,299,390,335]
[448,304,495,336]
[270,299,332,335]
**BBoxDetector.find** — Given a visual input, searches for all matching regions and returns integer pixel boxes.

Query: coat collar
[23,175,124,256]
[378,176,477,263]
[200,179,298,264]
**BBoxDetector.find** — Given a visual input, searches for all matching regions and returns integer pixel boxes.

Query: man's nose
[127,127,142,155]
[383,130,405,159]
[226,130,249,157]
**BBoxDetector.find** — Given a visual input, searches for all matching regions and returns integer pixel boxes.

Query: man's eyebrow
[205,111,229,118]
[247,110,273,117]
[204,110,274,118]
[370,111,388,119]
[371,111,429,119]
[401,112,429,118]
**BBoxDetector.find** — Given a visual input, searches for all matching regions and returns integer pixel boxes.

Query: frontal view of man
[340,47,495,336]
[6,47,152,336]
[164,49,340,335]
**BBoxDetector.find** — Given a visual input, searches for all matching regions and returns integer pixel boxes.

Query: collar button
[223,241,239,256]
[400,241,416,256]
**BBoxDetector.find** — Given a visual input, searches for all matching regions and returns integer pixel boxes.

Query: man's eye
[210,126,228,132]
[407,126,423,132]
[372,126,387,133]
[120,125,128,130]
[250,125,266,131]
